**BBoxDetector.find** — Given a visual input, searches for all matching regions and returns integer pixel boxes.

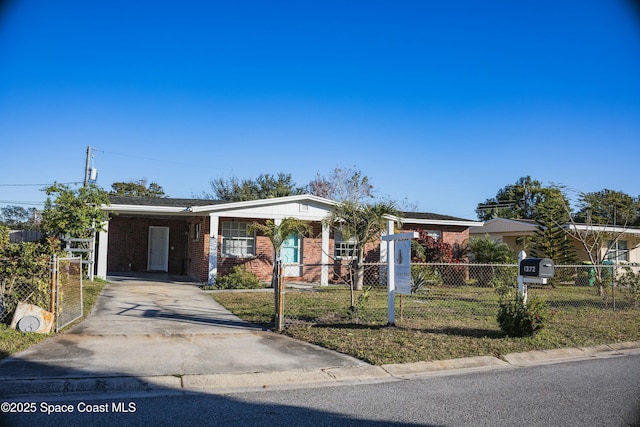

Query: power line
[102,150,200,169]
[0,182,81,187]
[0,200,46,206]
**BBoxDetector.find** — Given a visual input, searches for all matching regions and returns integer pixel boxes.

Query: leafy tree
[309,166,374,203]
[40,183,110,238]
[0,205,40,230]
[574,189,639,227]
[204,173,305,201]
[468,235,516,263]
[475,176,569,221]
[529,222,577,265]
[0,225,9,248]
[324,200,400,300]
[110,179,166,198]
[529,187,577,265]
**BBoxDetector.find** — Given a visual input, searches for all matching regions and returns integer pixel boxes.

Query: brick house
[96,195,481,284]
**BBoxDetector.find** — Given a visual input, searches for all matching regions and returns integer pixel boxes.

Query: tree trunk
[355,263,364,291]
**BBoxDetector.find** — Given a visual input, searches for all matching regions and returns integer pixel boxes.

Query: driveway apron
[0,277,368,386]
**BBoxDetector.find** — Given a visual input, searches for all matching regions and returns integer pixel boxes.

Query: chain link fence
[280,262,640,330]
[54,256,83,331]
[0,255,52,324]
[0,255,84,331]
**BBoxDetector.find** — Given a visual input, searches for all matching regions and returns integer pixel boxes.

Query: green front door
[281,232,301,277]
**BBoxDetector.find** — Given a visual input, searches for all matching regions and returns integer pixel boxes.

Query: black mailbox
[519,258,554,278]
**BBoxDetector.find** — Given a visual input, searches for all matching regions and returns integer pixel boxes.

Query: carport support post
[208,214,219,285]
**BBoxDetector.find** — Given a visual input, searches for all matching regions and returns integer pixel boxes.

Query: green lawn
[211,286,640,365]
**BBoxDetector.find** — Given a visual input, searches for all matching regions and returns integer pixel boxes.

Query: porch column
[208,214,219,285]
[96,220,109,280]
[321,222,329,286]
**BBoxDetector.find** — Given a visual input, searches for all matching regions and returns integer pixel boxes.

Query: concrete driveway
[0,275,377,396]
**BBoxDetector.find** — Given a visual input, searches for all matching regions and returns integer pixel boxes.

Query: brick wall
[186,216,209,281]
[107,216,188,274]
[108,215,473,282]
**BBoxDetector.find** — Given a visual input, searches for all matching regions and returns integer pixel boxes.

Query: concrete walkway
[1,276,639,398]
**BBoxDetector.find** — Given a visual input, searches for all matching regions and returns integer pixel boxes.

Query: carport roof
[105,195,482,226]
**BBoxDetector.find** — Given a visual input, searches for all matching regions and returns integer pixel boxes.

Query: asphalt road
[3,353,639,427]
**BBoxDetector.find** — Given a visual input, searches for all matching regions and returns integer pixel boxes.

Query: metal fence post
[274,261,285,332]
[50,254,57,316]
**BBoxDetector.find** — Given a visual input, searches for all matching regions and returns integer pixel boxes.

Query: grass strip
[211,287,640,365]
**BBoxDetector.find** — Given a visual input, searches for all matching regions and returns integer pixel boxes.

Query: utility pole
[83,146,91,188]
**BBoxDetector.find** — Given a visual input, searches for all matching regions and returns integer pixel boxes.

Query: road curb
[382,356,509,378]
[502,341,640,366]
[0,375,182,398]
[2,342,639,398]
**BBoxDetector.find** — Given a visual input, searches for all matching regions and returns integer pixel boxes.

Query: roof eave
[104,204,191,215]
[189,194,337,213]
[403,218,484,227]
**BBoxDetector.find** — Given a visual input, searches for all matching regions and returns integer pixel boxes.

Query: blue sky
[1,0,639,220]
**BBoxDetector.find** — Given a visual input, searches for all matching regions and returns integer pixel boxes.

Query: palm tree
[324,200,401,297]
[468,235,515,263]
[250,218,313,287]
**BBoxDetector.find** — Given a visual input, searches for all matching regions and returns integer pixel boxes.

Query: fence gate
[54,256,83,332]
[64,232,95,281]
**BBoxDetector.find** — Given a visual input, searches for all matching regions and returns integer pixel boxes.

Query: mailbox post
[517,251,555,304]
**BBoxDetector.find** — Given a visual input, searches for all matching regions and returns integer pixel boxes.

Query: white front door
[148,226,169,272]
[281,232,302,277]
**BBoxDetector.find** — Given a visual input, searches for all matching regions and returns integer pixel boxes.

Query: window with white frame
[606,240,628,262]
[192,223,201,241]
[425,230,442,241]
[334,229,357,259]
[221,222,255,257]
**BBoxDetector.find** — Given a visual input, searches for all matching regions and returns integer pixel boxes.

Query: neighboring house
[96,195,482,284]
[470,218,640,264]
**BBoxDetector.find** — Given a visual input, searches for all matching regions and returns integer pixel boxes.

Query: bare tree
[309,166,374,203]
[554,186,633,298]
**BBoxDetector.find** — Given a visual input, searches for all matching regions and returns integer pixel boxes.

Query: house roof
[108,196,224,207]
[400,211,482,227]
[104,195,481,226]
[470,218,539,235]
[105,194,336,220]
[565,223,640,235]
[470,217,640,237]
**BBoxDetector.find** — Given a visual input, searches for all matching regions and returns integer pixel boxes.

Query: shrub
[410,265,442,293]
[347,286,372,319]
[213,266,263,290]
[618,266,640,308]
[497,295,554,337]
[492,272,517,302]
[0,239,58,324]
